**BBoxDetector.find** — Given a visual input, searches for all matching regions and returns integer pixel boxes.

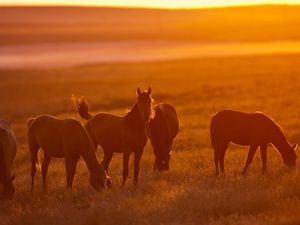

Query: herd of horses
[0,87,298,199]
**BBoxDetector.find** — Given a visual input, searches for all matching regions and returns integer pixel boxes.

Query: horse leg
[102,151,113,174]
[102,151,113,188]
[260,144,268,174]
[214,149,220,176]
[133,150,143,186]
[65,154,79,190]
[42,154,51,193]
[219,144,228,175]
[29,142,39,192]
[122,152,130,187]
[242,145,258,175]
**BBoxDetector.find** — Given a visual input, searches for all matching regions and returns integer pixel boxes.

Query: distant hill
[0,5,300,45]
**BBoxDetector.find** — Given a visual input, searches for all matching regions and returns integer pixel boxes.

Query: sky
[0,0,300,8]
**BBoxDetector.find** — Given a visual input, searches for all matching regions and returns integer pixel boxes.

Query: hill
[1,5,300,45]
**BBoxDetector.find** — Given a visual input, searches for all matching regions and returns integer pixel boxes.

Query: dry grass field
[1,53,300,225]
[1,4,300,225]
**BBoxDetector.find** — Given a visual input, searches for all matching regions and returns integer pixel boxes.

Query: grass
[1,54,300,224]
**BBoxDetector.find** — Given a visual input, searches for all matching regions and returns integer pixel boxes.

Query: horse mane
[72,95,92,120]
[268,116,291,151]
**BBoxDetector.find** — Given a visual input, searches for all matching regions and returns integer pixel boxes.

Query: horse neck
[81,145,100,176]
[271,126,290,156]
[125,103,146,131]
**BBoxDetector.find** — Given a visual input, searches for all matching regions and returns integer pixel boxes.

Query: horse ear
[292,144,298,150]
[148,87,152,95]
[137,88,141,96]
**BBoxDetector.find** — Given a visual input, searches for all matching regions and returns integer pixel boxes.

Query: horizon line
[0,2,299,10]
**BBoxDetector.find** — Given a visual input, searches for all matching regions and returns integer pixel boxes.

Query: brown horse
[73,87,153,186]
[28,115,109,192]
[0,120,17,198]
[210,110,297,175]
[149,103,179,171]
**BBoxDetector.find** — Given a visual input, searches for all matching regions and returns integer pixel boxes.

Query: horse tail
[71,95,92,120]
[27,118,40,171]
[210,115,217,150]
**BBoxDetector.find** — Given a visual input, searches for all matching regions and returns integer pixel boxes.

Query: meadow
[1,53,300,225]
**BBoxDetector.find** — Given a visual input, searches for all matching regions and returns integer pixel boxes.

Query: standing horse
[28,115,109,192]
[0,120,17,198]
[210,110,297,175]
[73,87,153,186]
[149,103,179,171]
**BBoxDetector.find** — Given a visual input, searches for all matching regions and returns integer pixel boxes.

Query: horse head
[283,144,297,168]
[136,87,153,122]
[156,151,171,171]
[90,163,111,191]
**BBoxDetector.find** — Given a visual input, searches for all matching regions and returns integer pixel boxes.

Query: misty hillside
[0,5,300,44]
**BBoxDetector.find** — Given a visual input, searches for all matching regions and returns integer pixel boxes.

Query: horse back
[87,113,124,150]
[28,116,67,157]
[0,120,17,158]
[210,110,276,146]
[62,119,95,153]
[150,103,179,151]
[159,104,179,139]
[0,120,17,178]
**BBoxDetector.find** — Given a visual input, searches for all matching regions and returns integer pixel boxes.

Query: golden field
[0,54,300,225]
[1,5,300,225]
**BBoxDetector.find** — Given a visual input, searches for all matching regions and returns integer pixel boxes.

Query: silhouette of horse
[149,103,179,171]
[73,87,153,186]
[210,110,297,175]
[28,115,109,192]
[0,120,17,198]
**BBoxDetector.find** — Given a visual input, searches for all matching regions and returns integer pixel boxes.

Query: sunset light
[1,0,300,8]
[1,0,300,224]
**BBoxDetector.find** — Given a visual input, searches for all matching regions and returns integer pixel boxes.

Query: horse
[149,103,179,171]
[27,115,109,192]
[73,87,153,186]
[210,110,297,176]
[0,120,17,198]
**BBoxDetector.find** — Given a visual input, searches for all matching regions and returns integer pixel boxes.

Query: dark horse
[73,88,153,186]
[149,103,179,171]
[210,110,297,175]
[0,119,17,199]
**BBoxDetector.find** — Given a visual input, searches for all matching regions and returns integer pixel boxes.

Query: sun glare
[0,0,300,8]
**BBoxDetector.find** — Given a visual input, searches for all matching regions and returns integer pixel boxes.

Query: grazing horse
[28,115,109,192]
[210,110,297,175]
[73,87,153,186]
[0,120,17,198]
[149,103,179,171]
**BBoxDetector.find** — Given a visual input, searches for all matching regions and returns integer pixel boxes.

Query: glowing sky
[0,0,300,8]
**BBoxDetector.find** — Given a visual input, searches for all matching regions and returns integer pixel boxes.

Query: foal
[0,120,17,198]
[28,115,109,192]
[73,87,153,186]
[210,110,297,175]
